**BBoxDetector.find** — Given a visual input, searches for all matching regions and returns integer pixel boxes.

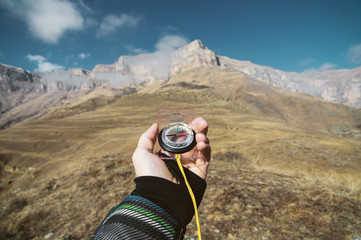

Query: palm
[180,156,208,180]
[132,118,210,182]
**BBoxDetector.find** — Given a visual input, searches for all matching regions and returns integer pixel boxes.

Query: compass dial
[158,122,196,153]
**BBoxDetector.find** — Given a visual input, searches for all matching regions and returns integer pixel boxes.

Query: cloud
[112,35,189,82]
[29,35,189,87]
[298,58,316,67]
[27,54,64,73]
[125,44,147,55]
[78,53,90,59]
[303,62,337,73]
[96,14,140,37]
[155,35,188,52]
[124,35,187,56]
[43,70,89,88]
[346,43,361,65]
[1,0,84,44]
[318,63,338,71]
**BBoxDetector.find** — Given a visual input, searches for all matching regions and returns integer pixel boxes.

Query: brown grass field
[1,69,361,239]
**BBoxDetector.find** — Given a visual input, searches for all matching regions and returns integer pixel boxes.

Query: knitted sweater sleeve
[92,195,181,240]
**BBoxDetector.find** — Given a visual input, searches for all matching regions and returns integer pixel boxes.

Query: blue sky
[0,0,361,73]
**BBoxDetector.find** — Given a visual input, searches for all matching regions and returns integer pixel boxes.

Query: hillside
[1,66,361,239]
[142,67,361,136]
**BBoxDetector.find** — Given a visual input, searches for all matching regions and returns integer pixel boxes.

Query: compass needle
[159,122,196,154]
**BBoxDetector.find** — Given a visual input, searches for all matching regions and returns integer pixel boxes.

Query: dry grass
[243,134,361,198]
[0,153,134,239]
[185,152,361,240]
[0,89,360,239]
[1,152,360,240]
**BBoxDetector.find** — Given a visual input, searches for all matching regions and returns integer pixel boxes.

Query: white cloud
[155,35,188,52]
[125,44,147,55]
[114,35,188,81]
[78,53,90,59]
[1,0,84,44]
[96,14,140,37]
[346,43,361,65]
[318,63,338,71]
[303,62,337,73]
[27,54,64,73]
[298,58,315,67]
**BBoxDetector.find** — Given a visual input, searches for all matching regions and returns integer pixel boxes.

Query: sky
[0,0,361,74]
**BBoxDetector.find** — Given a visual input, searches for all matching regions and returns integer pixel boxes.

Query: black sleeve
[92,195,180,240]
[92,153,207,240]
[132,156,207,228]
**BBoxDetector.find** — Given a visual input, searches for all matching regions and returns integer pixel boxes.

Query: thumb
[136,123,158,152]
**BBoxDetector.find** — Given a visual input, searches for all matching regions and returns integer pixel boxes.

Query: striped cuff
[93,196,180,240]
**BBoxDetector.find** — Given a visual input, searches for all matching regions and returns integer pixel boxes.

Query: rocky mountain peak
[92,39,220,84]
[182,39,205,51]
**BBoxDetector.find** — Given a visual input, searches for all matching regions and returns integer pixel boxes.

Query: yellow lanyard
[175,154,202,240]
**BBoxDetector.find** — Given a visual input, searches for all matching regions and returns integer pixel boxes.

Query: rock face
[0,64,42,114]
[219,56,361,108]
[92,39,219,85]
[0,64,102,129]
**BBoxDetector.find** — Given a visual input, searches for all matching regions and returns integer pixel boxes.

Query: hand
[132,117,211,183]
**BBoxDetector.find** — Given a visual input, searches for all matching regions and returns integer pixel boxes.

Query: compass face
[158,122,196,153]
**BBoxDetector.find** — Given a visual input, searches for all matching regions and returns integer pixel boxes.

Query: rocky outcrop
[0,64,101,129]
[92,39,220,85]
[0,64,43,114]
[219,56,361,108]
[169,39,220,74]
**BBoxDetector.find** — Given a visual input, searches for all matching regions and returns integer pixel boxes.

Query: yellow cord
[175,154,202,240]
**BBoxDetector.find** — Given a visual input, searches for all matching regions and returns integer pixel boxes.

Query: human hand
[132,117,211,183]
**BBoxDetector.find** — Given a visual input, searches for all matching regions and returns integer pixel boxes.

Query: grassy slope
[0,74,361,239]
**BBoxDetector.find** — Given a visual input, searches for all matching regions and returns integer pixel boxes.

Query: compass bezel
[158,122,197,154]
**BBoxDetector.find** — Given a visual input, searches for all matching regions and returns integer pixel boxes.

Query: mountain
[91,39,219,86]
[1,39,360,130]
[0,64,42,114]
[0,40,219,128]
[219,56,361,108]
[0,65,93,129]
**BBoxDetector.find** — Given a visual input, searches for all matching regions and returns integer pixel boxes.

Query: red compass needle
[178,132,189,136]
[166,132,189,137]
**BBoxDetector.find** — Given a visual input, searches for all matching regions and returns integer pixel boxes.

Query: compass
[158,122,196,154]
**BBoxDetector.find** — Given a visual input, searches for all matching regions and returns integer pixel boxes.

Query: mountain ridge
[1,39,361,129]
[219,56,361,107]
